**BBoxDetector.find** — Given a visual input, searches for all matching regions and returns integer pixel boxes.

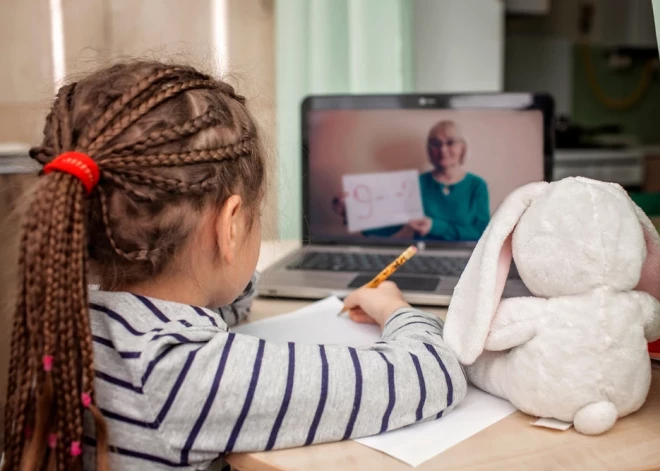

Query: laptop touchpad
[348,274,440,292]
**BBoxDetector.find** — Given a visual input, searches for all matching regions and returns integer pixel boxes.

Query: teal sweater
[363,172,490,241]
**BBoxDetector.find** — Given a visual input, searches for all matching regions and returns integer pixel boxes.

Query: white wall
[0,0,277,236]
[411,0,504,93]
[0,0,54,144]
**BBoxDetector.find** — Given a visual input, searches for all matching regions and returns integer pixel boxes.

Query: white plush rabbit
[444,177,660,435]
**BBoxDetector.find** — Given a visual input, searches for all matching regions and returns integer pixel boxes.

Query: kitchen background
[506,0,660,201]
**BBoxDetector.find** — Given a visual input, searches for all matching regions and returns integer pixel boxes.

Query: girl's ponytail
[3,83,108,471]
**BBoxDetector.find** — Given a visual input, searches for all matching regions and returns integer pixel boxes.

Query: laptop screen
[305,103,549,247]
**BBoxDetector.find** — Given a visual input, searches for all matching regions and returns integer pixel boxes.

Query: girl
[3,61,467,471]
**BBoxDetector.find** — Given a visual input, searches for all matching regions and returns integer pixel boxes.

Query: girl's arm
[138,309,467,464]
[214,273,259,327]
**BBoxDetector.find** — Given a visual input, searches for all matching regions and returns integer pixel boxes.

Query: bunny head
[515,177,651,297]
[444,177,660,365]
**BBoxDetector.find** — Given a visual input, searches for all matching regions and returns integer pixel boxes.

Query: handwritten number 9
[353,185,373,219]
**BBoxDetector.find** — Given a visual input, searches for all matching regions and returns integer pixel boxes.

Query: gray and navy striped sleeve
[139,307,467,462]
[213,273,258,327]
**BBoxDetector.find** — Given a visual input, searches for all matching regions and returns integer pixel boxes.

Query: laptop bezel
[300,92,554,249]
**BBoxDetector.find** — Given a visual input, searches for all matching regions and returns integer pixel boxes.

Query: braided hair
[3,62,265,471]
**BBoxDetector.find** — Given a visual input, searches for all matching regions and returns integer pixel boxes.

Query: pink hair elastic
[81,393,92,408]
[70,441,82,457]
[48,433,57,449]
[24,427,32,439]
[43,355,54,372]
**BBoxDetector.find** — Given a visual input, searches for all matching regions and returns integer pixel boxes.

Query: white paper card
[531,417,572,431]
[233,297,517,467]
[342,169,424,233]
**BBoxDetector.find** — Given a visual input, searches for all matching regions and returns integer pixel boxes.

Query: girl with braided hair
[3,61,466,471]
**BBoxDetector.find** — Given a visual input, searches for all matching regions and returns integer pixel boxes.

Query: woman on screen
[363,120,490,241]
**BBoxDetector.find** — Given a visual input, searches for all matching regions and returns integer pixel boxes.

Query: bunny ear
[631,202,660,301]
[444,181,549,365]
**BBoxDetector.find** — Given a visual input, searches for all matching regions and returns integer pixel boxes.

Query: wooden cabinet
[644,151,660,193]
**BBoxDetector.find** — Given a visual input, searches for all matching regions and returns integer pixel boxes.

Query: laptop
[259,92,554,306]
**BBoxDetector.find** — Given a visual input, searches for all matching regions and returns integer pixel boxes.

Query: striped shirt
[83,276,467,470]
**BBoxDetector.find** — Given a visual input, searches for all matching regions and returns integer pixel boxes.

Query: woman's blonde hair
[428,120,467,164]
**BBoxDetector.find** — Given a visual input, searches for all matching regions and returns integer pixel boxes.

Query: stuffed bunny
[444,176,660,435]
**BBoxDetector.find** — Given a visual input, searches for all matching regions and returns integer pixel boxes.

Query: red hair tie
[43,152,100,194]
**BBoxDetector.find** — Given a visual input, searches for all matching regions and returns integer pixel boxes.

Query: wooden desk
[227,241,660,471]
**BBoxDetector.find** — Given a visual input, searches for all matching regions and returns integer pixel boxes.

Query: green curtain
[275,0,412,240]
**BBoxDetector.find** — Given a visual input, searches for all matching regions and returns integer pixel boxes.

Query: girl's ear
[444,181,548,365]
[216,195,243,265]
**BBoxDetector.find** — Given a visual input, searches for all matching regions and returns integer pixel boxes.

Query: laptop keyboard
[287,251,520,278]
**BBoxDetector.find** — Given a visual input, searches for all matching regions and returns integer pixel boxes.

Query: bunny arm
[484,297,549,351]
[638,292,660,342]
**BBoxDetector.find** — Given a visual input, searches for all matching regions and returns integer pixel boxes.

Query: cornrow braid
[100,140,253,168]
[88,79,217,154]
[3,61,265,471]
[98,107,224,158]
[110,169,224,196]
[55,83,77,151]
[97,174,159,204]
[98,186,159,262]
[78,66,186,149]
[215,80,247,104]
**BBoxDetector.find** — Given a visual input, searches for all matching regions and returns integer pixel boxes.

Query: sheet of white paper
[531,417,572,431]
[233,297,516,467]
[356,387,516,467]
[233,296,381,346]
[342,169,424,233]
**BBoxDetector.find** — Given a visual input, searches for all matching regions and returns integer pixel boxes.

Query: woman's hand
[409,217,432,236]
[343,281,411,328]
[331,193,348,226]
[391,225,416,239]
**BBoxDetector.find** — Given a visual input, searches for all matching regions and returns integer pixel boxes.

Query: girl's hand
[343,281,411,328]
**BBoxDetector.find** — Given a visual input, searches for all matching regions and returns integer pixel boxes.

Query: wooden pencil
[338,245,418,315]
